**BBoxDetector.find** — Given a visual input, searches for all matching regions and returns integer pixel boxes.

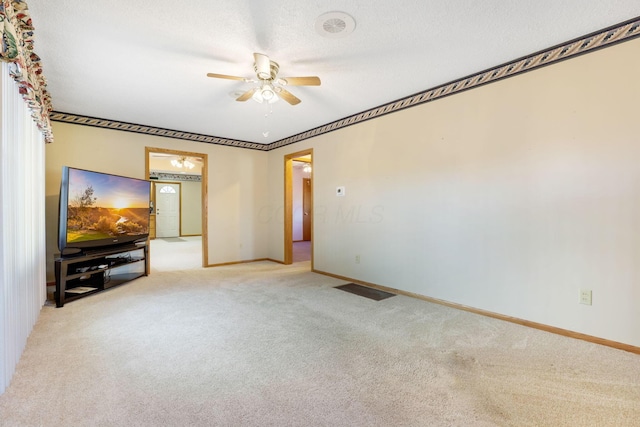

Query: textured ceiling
[27,1,640,146]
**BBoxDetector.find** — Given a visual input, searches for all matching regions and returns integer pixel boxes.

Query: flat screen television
[58,166,151,256]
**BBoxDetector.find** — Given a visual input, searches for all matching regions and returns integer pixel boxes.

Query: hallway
[150,236,203,272]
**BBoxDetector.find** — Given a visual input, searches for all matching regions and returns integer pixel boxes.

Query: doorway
[284,149,313,266]
[155,182,181,237]
[302,177,311,241]
[146,147,208,267]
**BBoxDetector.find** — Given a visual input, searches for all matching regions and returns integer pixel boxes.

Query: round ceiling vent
[315,12,356,38]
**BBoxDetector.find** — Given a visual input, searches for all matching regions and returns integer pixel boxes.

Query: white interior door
[155,183,180,237]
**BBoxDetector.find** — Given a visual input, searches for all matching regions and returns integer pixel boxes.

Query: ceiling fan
[207,53,321,105]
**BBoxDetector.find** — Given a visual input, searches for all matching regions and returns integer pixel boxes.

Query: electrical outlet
[579,289,592,305]
[355,255,360,264]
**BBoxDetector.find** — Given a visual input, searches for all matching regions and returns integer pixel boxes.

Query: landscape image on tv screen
[66,168,150,244]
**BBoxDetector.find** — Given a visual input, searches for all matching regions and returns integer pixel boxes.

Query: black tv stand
[54,243,149,307]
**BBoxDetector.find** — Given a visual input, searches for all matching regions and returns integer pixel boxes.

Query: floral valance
[1,0,53,142]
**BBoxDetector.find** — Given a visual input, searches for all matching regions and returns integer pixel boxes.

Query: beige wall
[179,180,202,236]
[268,38,640,347]
[45,123,270,280]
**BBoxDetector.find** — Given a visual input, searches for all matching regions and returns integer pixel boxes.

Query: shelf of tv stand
[54,243,149,307]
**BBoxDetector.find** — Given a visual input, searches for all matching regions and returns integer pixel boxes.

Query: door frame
[284,148,313,266]
[146,147,208,267]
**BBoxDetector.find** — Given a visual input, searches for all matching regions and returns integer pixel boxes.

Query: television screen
[58,167,151,255]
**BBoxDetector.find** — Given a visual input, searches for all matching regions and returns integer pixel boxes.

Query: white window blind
[0,62,47,394]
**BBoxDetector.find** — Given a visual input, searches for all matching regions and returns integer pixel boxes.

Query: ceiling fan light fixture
[252,84,279,104]
[251,90,264,103]
[261,86,275,100]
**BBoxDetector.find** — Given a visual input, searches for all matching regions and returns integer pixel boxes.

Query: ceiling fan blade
[253,53,271,79]
[206,73,248,81]
[236,88,258,102]
[276,88,301,105]
[279,76,321,86]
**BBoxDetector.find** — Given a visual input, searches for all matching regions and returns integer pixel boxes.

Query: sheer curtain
[0,61,46,394]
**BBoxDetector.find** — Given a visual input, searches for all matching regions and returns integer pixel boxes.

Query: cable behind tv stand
[54,242,149,307]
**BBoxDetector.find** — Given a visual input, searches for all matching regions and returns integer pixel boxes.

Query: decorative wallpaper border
[48,113,270,151]
[51,16,640,152]
[149,171,202,182]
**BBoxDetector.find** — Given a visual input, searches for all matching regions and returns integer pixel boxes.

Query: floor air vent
[334,283,395,301]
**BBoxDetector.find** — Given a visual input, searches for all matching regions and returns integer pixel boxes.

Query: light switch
[336,186,345,196]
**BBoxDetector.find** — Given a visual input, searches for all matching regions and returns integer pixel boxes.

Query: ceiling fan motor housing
[255,60,279,81]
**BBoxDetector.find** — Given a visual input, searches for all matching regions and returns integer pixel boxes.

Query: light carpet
[1,261,639,426]
[149,236,203,272]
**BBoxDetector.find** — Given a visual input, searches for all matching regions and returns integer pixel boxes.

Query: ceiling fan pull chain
[262,102,272,138]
